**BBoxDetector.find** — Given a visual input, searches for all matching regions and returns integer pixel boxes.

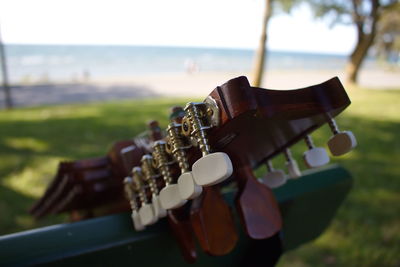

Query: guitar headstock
[122,75,356,259]
[28,74,357,264]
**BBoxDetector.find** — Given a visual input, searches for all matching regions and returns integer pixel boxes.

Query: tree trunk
[345,33,376,85]
[0,25,12,109]
[345,0,380,85]
[252,0,272,87]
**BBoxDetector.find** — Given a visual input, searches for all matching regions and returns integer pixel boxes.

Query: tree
[252,0,301,87]
[306,0,398,85]
[0,23,12,109]
[252,0,273,87]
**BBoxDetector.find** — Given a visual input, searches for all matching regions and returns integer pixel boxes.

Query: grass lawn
[0,87,399,266]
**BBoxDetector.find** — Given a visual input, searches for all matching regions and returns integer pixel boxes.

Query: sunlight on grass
[2,157,60,198]
[5,137,49,152]
[346,87,400,122]
[15,215,36,229]
[0,104,102,122]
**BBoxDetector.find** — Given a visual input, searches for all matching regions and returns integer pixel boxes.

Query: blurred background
[0,0,399,266]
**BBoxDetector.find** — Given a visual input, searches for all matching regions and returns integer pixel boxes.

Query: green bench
[0,165,352,266]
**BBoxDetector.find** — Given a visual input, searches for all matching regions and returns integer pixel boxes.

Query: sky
[0,0,356,55]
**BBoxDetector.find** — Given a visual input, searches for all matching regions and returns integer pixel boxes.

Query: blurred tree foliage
[374,2,400,67]
[252,0,399,87]
[302,0,398,84]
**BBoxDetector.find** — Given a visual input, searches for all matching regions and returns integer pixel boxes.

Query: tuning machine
[166,122,202,201]
[123,177,145,231]
[327,117,357,156]
[132,167,158,226]
[262,160,287,188]
[303,135,330,168]
[141,155,167,218]
[153,140,187,210]
[284,148,301,179]
[181,100,233,186]
[148,120,163,143]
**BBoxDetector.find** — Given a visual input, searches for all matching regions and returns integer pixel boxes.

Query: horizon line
[3,42,349,56]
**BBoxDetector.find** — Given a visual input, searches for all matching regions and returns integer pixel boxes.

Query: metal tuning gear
[123,177,145,231]
[283,148,301,179]
[153,140,187,210]
[303,135,330,168]
[262,160,287,188]
[132,167,157,226]
[141,154,167,218]
[167,122,203,201]
[181,101,233,186]
[327,117,357,156]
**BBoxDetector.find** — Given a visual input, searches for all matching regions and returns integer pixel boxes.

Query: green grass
[0,88,399,266]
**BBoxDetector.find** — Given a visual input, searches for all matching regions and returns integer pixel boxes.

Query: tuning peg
[284,149,301,179]
[141,155,167,218]
[148,120,163,143]
[182,101,233,186]
[178,172,203,200]
[132,167,158,226]
[153,141,187,210]
[123,177,145,231]
[169,106,186,123]
[303,135,330,168]
[261,160,287,188]
[327,117,357,156]
[166,122,203,200]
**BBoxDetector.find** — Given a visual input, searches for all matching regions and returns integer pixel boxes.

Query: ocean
[2,44,378,84]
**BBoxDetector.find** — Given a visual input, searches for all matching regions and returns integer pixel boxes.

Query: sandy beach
[1,69,399,108]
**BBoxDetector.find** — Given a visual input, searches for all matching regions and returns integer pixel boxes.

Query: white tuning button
[152,194,167,218]
[124,176,147,231]
[178,172,203,200]
[303,135,330,168]
[327,118,357,156]
[284,149,301,179]
[138,203,157,226]
[131,167,158,226]
[262,161,287,188]
[182,103,233,187]
[159,184,187,210]
[192,152,233,186]
[131,210,145,231]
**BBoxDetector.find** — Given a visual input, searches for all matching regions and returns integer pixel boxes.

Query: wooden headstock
[32,75,356,263]
[121,75,356,260]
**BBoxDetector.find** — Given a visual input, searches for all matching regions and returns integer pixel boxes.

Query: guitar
[31,75,356,263]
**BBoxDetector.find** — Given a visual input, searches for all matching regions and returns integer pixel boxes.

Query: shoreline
[1,69,399,108]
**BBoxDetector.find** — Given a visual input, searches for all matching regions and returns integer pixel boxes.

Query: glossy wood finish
[203,76,350,242]
[30,140,145,219]
[234,164,282,239]
[208,76,350,168]
[190,186,238,256]
[167,208,197,263]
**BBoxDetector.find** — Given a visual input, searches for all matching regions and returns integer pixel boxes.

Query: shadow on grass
[0,185,67,235]
[0,100,188,178]
[278,115,400,267]
[0,99,399,266]
[0,99,189,234]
